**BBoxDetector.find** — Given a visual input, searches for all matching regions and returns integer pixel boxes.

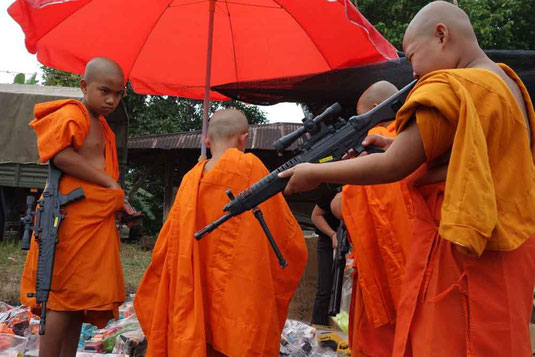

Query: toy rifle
[328,220,350,316]
[20,162,85,335]
[194,80,417,266]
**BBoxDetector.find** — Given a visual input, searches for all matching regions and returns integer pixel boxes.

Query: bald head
[208,109,249,141]
[402,1,484,78]
[357,81,398,115]
[405,1,476,43]
[83,57,124,84]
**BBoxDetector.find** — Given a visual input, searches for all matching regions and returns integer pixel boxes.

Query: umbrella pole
[199,0,216,162]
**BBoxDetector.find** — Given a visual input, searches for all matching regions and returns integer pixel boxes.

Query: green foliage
[41,65,81,87]
[353,0,534,50]
[13,73,38,85]
[13,73,25,84]
[123,86,267,137]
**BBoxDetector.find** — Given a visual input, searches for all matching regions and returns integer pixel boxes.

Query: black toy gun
[20,162,85,335]
[328,221,350,316]
[195,80,417,262]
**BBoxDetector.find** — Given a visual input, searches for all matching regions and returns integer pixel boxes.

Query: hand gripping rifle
[20,162,85,335]
[328,220,350,316]
[194,80,417,266]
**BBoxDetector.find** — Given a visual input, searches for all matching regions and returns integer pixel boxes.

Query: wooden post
[162,153,173,222]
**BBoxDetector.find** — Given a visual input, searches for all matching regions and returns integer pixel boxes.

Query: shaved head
[83,57,124,84]
[402,1,483,78]
[357,81,398,115]
[405,1,476,43]
[208,109,249,141]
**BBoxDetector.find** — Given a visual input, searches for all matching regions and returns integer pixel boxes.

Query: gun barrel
[194,212,233,240]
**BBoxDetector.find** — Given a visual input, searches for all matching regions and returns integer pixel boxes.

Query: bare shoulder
[482,63,528,115]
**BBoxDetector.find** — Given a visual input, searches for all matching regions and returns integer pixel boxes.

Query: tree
[13,72,38,85]
[123,86,267,137]
[40,65,267,136]
[353,0,534,50]
[40,65,267,233]
[41,66,81,87]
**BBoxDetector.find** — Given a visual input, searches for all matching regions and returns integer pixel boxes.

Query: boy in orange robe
[134,109,308,357]
[281,2,535,355]
[21,57,136,357]
[331,81,415,356]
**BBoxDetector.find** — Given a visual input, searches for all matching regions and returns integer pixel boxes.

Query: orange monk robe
[393,64,535,356]
[341,122,414,356]
[21,100,125,328]
[134,148,307,357]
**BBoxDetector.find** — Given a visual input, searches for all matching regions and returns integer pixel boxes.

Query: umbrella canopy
[9,0,398,100]
[213,50,535,115]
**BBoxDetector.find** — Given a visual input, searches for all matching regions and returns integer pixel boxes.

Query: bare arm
[330,192,342,220]
[280,121,427,194]
[52,147,119,189]
[311,205,337,237]
[311,204,338,249]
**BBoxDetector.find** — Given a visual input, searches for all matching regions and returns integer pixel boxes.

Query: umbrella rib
[223,0,239,83]
[220,1,281,9]
[273,0,331,69]
[169,0,210,8]
[129,0,176,81]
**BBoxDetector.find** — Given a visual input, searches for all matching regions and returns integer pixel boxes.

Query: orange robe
[134,148,307,357]
[393,65,535,356]
[21,99,125,328]
[342,123,414,356]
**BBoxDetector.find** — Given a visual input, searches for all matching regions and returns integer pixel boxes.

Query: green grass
[0,241,153,306]
[0,241,27,306]
[121,242,153,296]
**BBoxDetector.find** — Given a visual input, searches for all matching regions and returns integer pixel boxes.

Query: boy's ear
[240,132,249,147]
[434,23,449,46]
[203,136,211,148]
[80,78,88,94]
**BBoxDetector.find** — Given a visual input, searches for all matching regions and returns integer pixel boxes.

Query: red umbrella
[9,0,398,157]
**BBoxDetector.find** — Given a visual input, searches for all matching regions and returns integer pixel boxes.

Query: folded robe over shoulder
[21,100,125,328]
[393,65,535,356]
[342,123,414,357]
[134,148,307,357]
[396,64,535,256]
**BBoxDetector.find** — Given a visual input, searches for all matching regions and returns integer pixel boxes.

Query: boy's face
[403,24,457,79]
[80,73,124,116]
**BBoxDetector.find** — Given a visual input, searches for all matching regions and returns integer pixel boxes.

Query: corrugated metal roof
[0,83,82,98]
[128,122,304,151]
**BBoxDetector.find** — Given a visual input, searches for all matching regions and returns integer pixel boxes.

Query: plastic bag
[0,333,27,357]
[0,307,32,337]
[280,320,317,356]
[331,311,349,334]
[340,278,353,314]
[112,330,145,355]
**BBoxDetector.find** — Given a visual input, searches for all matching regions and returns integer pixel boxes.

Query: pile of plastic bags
[1,299,348,356]
[0,301,145,357]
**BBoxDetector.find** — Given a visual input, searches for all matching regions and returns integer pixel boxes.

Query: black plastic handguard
[20,162,85,335]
